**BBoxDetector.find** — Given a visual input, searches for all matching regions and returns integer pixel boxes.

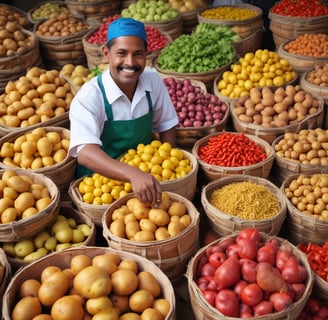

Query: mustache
[119,65,142,72]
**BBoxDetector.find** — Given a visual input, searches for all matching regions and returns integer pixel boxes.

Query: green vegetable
[195,23,241,42]
[157,24,237,73]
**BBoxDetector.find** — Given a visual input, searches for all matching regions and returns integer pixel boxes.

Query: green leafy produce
[157,25,237,73]
[195,23,241,42]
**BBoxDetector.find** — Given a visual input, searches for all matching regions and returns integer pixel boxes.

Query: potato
[148,208,169,227]
[168,201,186,217]
[37,137,53,157]
[129,290,154,313]
[14,192,35,213]
[138,271,161,298]
[7,175,30,193]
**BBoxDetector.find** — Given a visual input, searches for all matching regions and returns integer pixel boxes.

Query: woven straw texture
[6,204,96,271]
[269,10,328,49]
[192,132,275,181]
[2,246,176,320]
[0,168,60,242]
[281,173,328,246]
[201,175,287,237]
[0,248,11,313]
[272,136,328,187]
[198,4,263,39]
[186,232,314,320]
[102,191,200,281]
[230,93,324,144]
[278,40,328,75]
[0,127,77,196]
[27,1,69,24]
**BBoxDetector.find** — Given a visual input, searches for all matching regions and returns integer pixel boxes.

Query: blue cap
[107,18,147,43]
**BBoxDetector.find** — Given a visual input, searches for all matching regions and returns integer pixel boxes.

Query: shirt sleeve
[68,78,106,158]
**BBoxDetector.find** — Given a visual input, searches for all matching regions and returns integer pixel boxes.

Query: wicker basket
[0,4,32,30]
[0,127,77,197]
[278,39,328,76]
[281,173,328,246]
[312,273,328,299]
[102,191,200,281]
[5,204,96,271]
[201,175,287,237]
[269,10,328,49]
[300,66,328,130]
[230,93,324,144]
[0,248,11,313]
[271,136,328,187]
[198,4,263,39]
[180,7,206,34]
[66,0,121,23]
[27,1,70,24]
[154,58,232,92]
[186,232,314,320]
[2,246,176,320]
[0,168,60,243]
[192,132,275,181]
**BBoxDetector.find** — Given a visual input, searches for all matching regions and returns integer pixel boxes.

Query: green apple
[14,239,34,258]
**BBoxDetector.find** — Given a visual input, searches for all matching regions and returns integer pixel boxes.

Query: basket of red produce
[162,77,229,149]
[186,228,314,319]
[82,14,171,69]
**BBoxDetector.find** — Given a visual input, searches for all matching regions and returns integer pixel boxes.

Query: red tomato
[241,283,263,307]
[202,290,216,306]
[253,300,273,316]
[269,292,294,312]
[208,251,226,268]
[215,289,239,317]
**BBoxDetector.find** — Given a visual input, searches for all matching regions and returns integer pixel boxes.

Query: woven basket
[0,127,77,197]
[201,175,287,237]
[34,18,91,69]
[192,132,275,181]
[144,13,183,40]
[2,246,176,320]
[181,7,206,34]
[230,93,324,144]
[271,135,328,187]
[300,67,328,130]
[186,231,314,320]
[102,191,200,281]
[281,173,328,246]
[198,4,263,39]
[0,248,11,313]
[0,168,60,242]
[66,0,120,23]
[278,39,328,76]
[269,10,328,49]
[27,1,70,24]
[312,273,328,299]
[154,58,231,92]
[5,204,96,271]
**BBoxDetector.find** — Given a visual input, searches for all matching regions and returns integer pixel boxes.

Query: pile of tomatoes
[86,14,169,54]
[272,0,328,17]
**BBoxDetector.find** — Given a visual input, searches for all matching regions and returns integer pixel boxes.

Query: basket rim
[192,131,275,171]
[101,190,200,247]
[201,174,287,223]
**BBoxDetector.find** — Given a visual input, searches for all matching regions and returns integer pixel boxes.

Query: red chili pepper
[198,132,267,167]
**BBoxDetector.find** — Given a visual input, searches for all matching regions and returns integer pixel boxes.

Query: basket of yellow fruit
[1,204,96,271]
[213,49,298,104]
[102,191,200,280]
[0,168,60,243]
[119,140,199,201]
[68,173,133,227]
[0,126,77,198]
[3,246,176,320]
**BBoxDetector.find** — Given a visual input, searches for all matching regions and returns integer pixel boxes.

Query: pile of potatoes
[274,128,328,166]
[0,169,53,224]
[305,62,328,87]
[35,12,90,38]
[2,213,92,262]
[0,5,29,28]
[0,22,35,57]
[11,252,171,319]
[0,127,70,169]
[0,66,74,128]
[232,84,321,128]
[108,192,192,241]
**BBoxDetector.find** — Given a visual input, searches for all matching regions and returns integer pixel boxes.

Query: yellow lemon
[83,192,94,204]
[101,193,113,204]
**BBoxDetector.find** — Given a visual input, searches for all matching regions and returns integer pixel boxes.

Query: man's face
[102,36,147,89]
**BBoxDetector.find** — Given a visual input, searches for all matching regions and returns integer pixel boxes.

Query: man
[69,18,178,206]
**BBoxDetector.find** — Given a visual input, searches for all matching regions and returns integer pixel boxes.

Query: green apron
[76,74,154,177]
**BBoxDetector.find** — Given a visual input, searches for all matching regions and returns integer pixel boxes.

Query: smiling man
[69,18,178,206]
